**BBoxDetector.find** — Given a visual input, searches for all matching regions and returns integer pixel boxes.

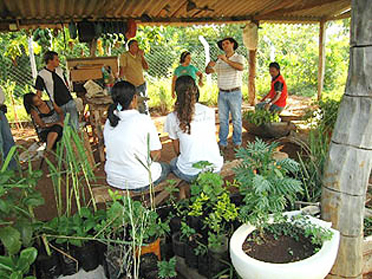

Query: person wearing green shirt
[171,51,203,98]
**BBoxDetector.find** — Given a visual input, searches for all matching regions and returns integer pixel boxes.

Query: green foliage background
[0,20,350,121]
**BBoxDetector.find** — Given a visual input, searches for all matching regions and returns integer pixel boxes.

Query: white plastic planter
[230,211,340,279]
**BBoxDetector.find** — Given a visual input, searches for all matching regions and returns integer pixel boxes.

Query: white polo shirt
[104,109,162,189]
[215,52,245,90]
[164,103,223,176]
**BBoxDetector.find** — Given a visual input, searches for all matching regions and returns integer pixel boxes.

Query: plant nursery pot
[160,235,174,261]
[242,121,295,138]
[140,253,159,276]
[208,235,229,277]
[198,253,210,278]
[157,205,172,222]
[170,217,182,234]
[230,211,340,279]
[187,215,202,231]
[95,241,107,265]
[75,241,99,272]
[104,246,126,279]
[60,247,79,276]
[185,240,198,269]
[172,232,186,258]
[141,237,161,260]
[35,251,62,279]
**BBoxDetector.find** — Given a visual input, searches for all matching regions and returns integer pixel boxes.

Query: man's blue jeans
[256,102,284,113]
[170,157,198,183]
[0,111,16,169]
[130,162,171,193]
[60,99,79,130]
[218,89,242,147]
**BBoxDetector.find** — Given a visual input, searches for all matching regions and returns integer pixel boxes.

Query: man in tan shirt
[118,40,150,114]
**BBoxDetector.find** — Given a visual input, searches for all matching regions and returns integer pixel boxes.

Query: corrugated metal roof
[0,0,351,30]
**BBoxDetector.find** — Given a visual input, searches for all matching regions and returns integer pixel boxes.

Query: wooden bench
[91,159,242,206]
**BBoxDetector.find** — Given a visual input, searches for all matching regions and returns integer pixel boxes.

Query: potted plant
[157,256,177,279]
[230,139,340,279]
[94,191,133,279]
[179,222,199,269]
[0,154,45,278]
[188,165,239,277]
[242,109,295,138]
[0,247,38,279]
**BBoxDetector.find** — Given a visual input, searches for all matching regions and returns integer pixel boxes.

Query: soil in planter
[104,246,128,279]
[160,235,174,261]
[75,241,99,272]
[35,250,62,279]
[172,232,186,258]
[242,226,319,263]
[139,253,158,278]
[185,239,198,269]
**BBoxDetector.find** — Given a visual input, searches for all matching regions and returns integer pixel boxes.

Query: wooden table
[85,96,112,163]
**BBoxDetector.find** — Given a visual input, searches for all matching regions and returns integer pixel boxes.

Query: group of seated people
[20,50,286,192]
[103,75,223,191]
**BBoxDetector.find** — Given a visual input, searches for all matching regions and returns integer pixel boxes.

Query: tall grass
[297,128,330,202]
[45,116,97,217]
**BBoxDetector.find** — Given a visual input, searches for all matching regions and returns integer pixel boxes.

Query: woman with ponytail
[164,76,223,182]
[104,81,170,191]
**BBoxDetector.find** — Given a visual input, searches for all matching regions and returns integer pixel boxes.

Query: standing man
[205,37,244,149]
[35,51,79,129]
[0,86,16,169]
[256,62,287,113]
[118,39,150,115]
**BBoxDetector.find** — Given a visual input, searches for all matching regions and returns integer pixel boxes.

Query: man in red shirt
[256,62,287,113]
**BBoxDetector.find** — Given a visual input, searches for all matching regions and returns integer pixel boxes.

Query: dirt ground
[10,96,310,221]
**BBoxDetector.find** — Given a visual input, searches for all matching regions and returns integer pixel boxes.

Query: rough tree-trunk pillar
[248,49,257,105]
[322,1,372,279]
[243,21,259,105]
[89,38,97,57]
[318,20,326,101]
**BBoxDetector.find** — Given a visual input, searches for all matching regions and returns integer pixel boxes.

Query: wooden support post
[89,38,97,57]
[317,20,326,101]
[322,1,372,278]
[248,49,257,105]
[244,21,259,106]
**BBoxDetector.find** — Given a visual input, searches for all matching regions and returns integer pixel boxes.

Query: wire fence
[0,42,250,101]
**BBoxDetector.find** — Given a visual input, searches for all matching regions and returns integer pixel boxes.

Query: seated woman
[164,75,223,182]
[171,51,203,99]
[104,81,170,191]
[23,93,64,151]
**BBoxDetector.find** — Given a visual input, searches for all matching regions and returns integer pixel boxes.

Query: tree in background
[0,20,350,121]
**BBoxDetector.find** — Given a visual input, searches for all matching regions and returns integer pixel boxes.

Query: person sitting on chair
[104,81,170,191]
[164,75,223,183]
[23,93,64,152]
[256,62,288,113]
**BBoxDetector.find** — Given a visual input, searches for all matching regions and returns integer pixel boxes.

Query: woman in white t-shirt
[164,75,223,182]
[104,81,170,191]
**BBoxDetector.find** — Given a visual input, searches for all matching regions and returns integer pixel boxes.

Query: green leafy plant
[42,207,106,249]
[45,116,97,217]
[0,247,38,279]
[243,110,280,126]
[305,97,341,133]
[180,222,196,242]
[157,257,177,279]
[234,138,303,230]
[0,147,44,255]
[189,165,238,250]
[234,139,333,256]
[296,128,330,202]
